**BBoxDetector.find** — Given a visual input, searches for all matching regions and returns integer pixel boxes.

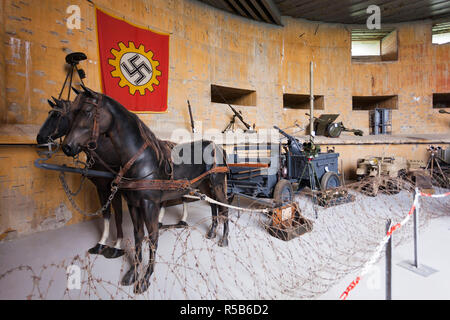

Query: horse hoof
[178,221,188,227]
[88,243,108,255]
[102,248,125,259]
[218,237,229,247]
[133,279,150,294]
[206,230,216,239]
[121,268,137,286]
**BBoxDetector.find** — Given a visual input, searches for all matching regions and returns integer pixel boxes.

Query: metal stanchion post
[386,219,392,300]
[413,193,419,268]
[398,188,438,277]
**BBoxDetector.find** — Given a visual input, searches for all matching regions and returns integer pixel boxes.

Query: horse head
[62,86,113,157]
[36,96,74,145]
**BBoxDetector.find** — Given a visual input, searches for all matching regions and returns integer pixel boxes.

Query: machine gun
[222,104,253,133]
[274,126,303,155]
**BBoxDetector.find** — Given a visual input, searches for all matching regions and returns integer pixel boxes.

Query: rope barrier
[183,194,271,214]
[339,188,449,300]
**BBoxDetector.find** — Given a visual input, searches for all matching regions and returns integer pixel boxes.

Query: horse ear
[51,96,63,109]
[47,99,56,108]
[71,86,80,95]
[80,84,94,97]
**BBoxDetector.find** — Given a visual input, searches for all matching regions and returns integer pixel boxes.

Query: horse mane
[97,92,174,176]
[135,116,174,173]
[75,89,175,176]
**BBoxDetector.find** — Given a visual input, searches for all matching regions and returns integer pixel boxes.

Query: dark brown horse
[61,87,229,293]
[37,94,188,259]
[37,95,125,258]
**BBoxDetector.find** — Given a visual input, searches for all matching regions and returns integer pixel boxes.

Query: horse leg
[102,194,125,259]
[121,204,144,286]
[159,201,188,229]
[158,201,166,229]
[199,182,218,239]
[215,180,229,247]
[178,201,188,227]
[206,203,218,239]
[134,200,160,294]
[88,187,111,255]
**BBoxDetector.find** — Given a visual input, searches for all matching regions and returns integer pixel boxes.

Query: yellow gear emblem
[108,42,161,95]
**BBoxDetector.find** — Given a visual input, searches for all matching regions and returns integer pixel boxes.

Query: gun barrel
[229,104,251,129]
[273,126,291,139]
[187,100,195,133]
[274,126,303,153]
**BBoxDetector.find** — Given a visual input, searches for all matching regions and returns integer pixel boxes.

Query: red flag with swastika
[96,8,169,113]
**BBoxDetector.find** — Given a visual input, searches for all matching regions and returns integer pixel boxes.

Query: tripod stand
[425,146,449,186]
[222,114,239,133]
[58,52,87,101]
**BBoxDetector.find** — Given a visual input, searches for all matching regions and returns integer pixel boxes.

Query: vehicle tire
[273,179,293,206]
[320,171,341,190]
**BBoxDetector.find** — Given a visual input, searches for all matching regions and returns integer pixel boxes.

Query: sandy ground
[0,189,448,300]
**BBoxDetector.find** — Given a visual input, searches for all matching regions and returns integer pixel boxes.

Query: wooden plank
[0,124,40,144]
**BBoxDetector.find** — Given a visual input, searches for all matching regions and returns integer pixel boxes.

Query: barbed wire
[0,176,448,300]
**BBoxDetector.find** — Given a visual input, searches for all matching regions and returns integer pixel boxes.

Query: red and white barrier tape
[420,191,450,198]
[339,188,449,300]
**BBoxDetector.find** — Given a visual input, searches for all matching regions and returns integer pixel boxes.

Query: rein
[86,95,103,151]
[82,93,229,192]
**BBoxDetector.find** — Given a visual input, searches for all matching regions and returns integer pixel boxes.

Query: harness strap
[118,166,229,191]
[87,95,103,151]
[112,140,150,186]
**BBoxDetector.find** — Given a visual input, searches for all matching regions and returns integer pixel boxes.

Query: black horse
[37,94,190,258]
[62,87,229,293]
[37,95,125,258]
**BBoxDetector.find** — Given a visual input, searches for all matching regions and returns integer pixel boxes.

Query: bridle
[82,94,103,151]
[76,93,154,185]
[43,101,72,149]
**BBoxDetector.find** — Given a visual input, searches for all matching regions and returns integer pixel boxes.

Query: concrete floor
[319,214,450,300]
[0,191,449,300]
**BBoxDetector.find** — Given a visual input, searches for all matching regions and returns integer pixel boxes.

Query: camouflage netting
[0,175,448,300]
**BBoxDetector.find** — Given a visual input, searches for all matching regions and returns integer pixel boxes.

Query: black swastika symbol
[121,54,152,85]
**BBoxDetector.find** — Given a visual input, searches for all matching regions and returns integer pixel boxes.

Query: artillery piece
[356,156,408,196]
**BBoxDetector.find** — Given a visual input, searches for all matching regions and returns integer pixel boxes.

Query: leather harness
[83,94,229,192]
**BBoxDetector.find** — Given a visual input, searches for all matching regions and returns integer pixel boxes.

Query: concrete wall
[0,0,449,240]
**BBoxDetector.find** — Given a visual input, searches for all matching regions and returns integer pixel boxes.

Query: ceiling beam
[259,0,283,25]
[238,0,263,22]
[226,0,249,17]
[248,0,273,23]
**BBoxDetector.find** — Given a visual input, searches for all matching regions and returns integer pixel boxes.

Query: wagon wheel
[273,179,293,206]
